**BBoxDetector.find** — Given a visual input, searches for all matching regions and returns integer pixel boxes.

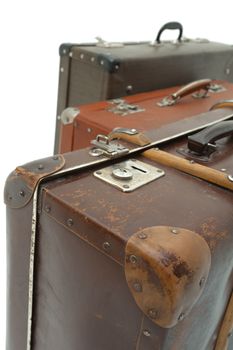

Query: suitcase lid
[60,40,233,74]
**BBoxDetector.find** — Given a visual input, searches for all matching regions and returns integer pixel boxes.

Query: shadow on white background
[1,1,233,348]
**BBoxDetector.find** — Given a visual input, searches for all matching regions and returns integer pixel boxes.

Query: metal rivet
[67,218,74,227]
[171,228,178,234]
[123,184,130,189]
[148,309,158,319]
[87,128,92,133]
[80,54,84,59]
[38,164,44,170]
[226,68,231,75]
[91,57,95,62]
[60,67,64,73]
[19,190,25,197]
[228,175,233,182]
[155,147,159,151]
[115,65,119,70]
[138,232,147,239]
[96,170,102,175]
[178,312,185,321]
[131,128,137,133]
[63,49,66,54]
[132,281,142,293]
[221,168,227,172]
[179,148,185,152]
[143,330,151,337]
[57,115,61,120]
[100,60,104,65]
[157,169,163,173]
[199,277,205,287]
[126,85,133,93]
[53,156,59,161]
[129,255,138,264]
[69,52,73,58]
[90,149,103,157]
[103,241,111,251]
[45,205,51,213]
[189,160,195,164]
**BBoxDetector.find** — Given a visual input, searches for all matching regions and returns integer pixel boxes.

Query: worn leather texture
[5,130,233,349]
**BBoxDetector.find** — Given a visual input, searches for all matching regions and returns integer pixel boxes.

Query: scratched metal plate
[94,159,165,192]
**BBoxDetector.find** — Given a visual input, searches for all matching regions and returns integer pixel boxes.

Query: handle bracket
[188,121,233,155]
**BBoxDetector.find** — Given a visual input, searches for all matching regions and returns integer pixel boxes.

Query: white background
[1,1,233,348]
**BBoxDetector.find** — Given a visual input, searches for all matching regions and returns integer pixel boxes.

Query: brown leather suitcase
[58,79,233,153]
[5,103,233,350]
[54,21,233,153]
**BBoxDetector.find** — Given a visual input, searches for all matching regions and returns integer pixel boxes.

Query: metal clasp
[108,99,145,116]
[89,134,129,158]
[95,36,124,48]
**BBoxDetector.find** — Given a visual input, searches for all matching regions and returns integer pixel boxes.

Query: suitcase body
[5,107,233,350]
[54,22,233,153]
[58,79,233,153]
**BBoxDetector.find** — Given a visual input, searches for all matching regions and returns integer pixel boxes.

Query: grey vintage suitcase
[55,21,233,152]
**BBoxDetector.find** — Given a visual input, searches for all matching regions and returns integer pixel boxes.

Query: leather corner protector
[60,107,80,125]
[125,226,211,328]
[4,155,65,209]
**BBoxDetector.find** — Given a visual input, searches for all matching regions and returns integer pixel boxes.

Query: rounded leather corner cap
[125,226,211,328]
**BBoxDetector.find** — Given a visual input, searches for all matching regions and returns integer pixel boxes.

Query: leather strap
[215,292,233,350]
[109,131,233,192]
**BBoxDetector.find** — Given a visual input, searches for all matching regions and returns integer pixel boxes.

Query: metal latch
[108,99,145,116]
[95,36,124,48]
[94,159,165,192]
[89,134,129,158]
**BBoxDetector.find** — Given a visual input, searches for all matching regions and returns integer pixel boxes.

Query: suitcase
[5,103,233,350]
[58,78,233,153]
[54,21,233,153]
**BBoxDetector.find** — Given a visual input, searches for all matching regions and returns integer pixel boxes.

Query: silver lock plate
[94,159,165,192]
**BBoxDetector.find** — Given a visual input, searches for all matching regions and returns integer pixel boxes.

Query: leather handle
[156,21,183,43]
[157,79,212,107]
[188,121,233,155]
[210,100,233,111]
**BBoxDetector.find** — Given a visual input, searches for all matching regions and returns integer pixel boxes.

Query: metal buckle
[90,134,129,158]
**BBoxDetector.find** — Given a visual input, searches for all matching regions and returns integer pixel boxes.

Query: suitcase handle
[157,79,212,107]
[156,21,183,44]
[210,99,233,111]
[188,121,233,154]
